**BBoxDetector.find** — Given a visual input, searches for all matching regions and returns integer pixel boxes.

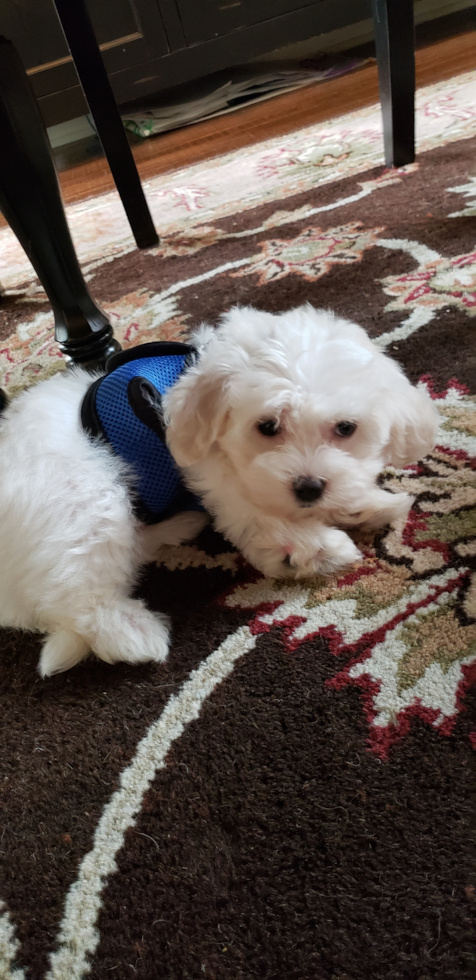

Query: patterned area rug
[1,71,475,980]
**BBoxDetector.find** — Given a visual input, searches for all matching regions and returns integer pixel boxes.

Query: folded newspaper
[122,57,368,138]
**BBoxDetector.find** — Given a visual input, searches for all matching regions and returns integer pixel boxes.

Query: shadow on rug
[0,94,475,980]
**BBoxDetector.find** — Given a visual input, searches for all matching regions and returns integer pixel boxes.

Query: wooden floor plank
[0,29,474,230]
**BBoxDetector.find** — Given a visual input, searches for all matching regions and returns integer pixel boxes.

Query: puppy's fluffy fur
[0,306,438,675]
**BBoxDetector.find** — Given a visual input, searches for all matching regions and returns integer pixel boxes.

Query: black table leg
[52,0,159,250]
[0,37,120,369]
[371,0,415,167]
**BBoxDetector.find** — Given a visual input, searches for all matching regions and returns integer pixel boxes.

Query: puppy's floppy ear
[384,383,439,467]
[164,362,230,467]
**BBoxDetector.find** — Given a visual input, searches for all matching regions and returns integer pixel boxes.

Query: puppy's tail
[39,629,90,677]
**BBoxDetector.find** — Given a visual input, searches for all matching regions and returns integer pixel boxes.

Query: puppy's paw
[245,528,362,580]
[314,528,362,575]
[362,491,414,529]
[290,528,362,578]
[139,510,209,561]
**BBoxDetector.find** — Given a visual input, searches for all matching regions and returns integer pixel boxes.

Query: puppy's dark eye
[257,419,281,437]
[335,420,357,437]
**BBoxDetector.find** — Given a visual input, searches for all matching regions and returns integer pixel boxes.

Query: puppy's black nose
[293,476,326,504]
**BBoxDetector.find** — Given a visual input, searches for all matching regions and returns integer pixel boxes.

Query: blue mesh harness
[81,341,202,524]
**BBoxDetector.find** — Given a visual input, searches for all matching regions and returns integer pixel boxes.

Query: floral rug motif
[0,71,475,980]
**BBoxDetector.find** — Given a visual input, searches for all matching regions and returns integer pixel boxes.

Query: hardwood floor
[54,30,474,209]
[0,27,473,234]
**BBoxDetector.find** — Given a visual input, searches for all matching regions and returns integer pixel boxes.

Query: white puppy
[164,306,438,578]
[0,305,437,676]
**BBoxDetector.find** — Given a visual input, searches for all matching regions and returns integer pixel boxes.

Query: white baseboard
[47,115,96,149]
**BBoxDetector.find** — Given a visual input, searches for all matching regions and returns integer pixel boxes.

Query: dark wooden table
[0,0,415,371]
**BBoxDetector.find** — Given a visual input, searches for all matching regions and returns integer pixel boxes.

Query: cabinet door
[1,0,169,102]
[175,0,320,45]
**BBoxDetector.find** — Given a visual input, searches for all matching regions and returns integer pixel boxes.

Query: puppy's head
[164,306,438,522]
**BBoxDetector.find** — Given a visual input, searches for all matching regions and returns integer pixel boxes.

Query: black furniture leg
[52,0,159,250]
[0,36,120,368]
[371,0,415,167]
